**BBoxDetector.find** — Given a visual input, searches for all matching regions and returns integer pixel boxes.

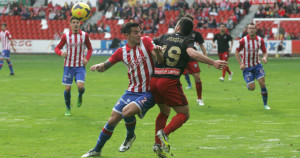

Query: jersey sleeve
[54,34,67,56]
[84,33,93,61]
[108,48,123,65]
[186,39,196,50]
[236,38,245,52]
[142,36,154,53]
[6,31,12,39]
[153,35,163,45]
[260,38,267,53]
[195,31,204,44]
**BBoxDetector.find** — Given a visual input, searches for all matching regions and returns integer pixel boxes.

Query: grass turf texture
[0,54,299,158]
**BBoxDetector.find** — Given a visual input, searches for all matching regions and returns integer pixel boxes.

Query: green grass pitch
[0,54,299,158]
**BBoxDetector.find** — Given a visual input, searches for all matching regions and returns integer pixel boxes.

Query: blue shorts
[1,50,10,59]
[62,66,86,85]
[243,64,265,85]
[113,90,156,119]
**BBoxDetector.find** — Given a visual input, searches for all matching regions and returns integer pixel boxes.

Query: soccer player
[183,14,208,106]
[0,23,17,75]
[81,22,163,157]
[212,23,234,82]
[151,17,227,157]
[54,17,93,115]
[234,23,270,110]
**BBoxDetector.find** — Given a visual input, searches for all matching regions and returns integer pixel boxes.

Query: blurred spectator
[291,33,298,40]
[48,9,56,20]
[86,23,93,33]
[243,0,251,14]
[98,23,105,33]
[104,24,110,32]
[227,17,234,31]
[54,31,60,40]
[38,8,46,19]
[164,1,171,11]
[220,0,227,11]
[87,0,92,8]
[208,16,217,28]
[169,18,176,28]
[105,5,114,19]
[93,24,98,33]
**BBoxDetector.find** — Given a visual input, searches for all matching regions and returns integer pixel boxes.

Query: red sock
[195,81,202,99]
[227,66,231,75]
[155,113,168,144]
[222,67,227,77]
[164,113,188,136]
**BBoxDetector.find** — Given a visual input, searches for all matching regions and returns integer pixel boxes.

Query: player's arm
[212,35,217,48]
[199,44,207,56]
[90,60,112,72]
[9,39,16,52]
[83,33,93,66]
[55,35,67,58]
[235,39,246,70]
[261,39,268,64]
[187,47,227,70]
[151,45,164,64]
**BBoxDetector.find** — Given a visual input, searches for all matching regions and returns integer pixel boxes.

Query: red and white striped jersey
[109,36,155,93]
[236,35,267,68]
[0,30,12,50]
[55,30,93,67]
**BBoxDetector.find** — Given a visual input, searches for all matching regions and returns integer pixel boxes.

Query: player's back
[153,33,195,79]
[0,30,11,49]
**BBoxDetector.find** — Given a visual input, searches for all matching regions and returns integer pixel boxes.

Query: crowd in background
[255,0,299,18]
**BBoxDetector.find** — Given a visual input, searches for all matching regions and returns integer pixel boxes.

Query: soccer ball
[71,2,91,21]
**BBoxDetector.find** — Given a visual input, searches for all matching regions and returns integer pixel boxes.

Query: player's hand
[82,59,88,66]
[61,52,67,58]
[213,60,227,70]
[90,63,105,72]
[153,45,164,53]
[228,48,231,53]
[212,43,216,48]
[240,63,246,70]
[262,57,267,64]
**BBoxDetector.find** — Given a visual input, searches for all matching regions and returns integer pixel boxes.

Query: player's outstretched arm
[90,60,113,72]
[187,48,227,70]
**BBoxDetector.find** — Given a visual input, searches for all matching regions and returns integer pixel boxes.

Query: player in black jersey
[212,23,234,82]
[150,17,227,157]
[183,14,208,106]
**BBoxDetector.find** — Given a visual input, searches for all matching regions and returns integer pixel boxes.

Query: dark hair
[121,22,140,34]
[184,14,194,21]
[177,17,193,36]
[70,16,80,22]
[219,23,226,27]
[1,23,7,27]
[247,23,256,28]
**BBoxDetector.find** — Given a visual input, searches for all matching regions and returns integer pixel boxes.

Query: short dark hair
[1,23,7,27]
[184,14,194,21]
[247,23,256,28]
[219,23,226,27]
[70,16,80,22]
[177,17,193,36]
[121,22,140,34]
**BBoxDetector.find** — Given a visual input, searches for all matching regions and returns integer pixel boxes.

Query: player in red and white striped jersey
[82,22,163,157]
[235,23,270,110]
[0,23,17,75]
[55,17,93,115]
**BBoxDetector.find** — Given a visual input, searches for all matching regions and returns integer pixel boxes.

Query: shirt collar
[69,29,82,35]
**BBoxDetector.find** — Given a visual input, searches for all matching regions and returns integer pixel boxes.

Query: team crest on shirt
[129,55,148,67]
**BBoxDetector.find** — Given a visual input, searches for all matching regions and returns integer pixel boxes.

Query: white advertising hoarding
[10,40,292,55]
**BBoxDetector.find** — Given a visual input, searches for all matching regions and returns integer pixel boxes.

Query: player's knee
[122,108,134,117]
[248,85,255,91]
[65,86,71,92]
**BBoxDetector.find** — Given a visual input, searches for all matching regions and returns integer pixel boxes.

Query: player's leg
[256,65,270,110]
[0,57,3,71]
[218,53,224,81]
[64,85,71,115]
[82,111,123,157]
[243,69,255,91]
[5,50,14,75]
[75,67,86,107]
[62,66,74,115]
[183,68,192,89]
[192,72,204,106]
[222,52,232,80]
